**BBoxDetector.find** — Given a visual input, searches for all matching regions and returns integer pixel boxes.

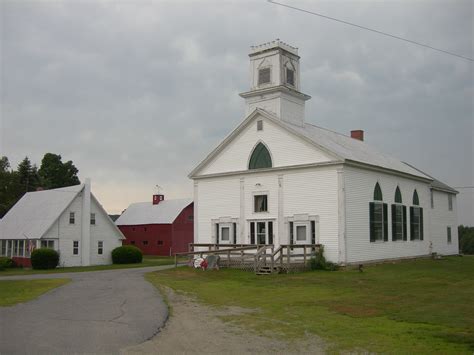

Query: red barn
[115,195,193,256]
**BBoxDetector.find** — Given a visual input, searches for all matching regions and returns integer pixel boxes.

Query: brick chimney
[153,194,164,205]
[351,130,364,141]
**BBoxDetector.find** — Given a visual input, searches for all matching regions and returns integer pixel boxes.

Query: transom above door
[249,220,274,245]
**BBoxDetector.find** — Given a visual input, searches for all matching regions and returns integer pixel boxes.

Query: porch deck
[174,243,321,274]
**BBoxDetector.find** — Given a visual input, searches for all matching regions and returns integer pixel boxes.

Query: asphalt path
[0,265,173,354]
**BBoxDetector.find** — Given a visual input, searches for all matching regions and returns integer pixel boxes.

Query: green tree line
[0,153,80,218]
[459,225,474,255]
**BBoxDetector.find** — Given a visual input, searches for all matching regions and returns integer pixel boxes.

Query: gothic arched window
[392,186,407,241]
[413,190,419,206]
[248,142,272,170]
[370,182,388,242]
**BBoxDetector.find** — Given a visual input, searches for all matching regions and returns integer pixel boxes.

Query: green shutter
[420,208,424,240]
[289,222,294,245]
[216,223,219,244]
[403,206,407,241]
[410,207,414,241]
[369,202,375,242]
[249,143,272,169]
[268,221,273,245]
[250,222,255,244]
[383,203,388,241]
[391,204,396,241]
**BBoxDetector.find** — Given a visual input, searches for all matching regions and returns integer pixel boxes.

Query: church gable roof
[190,108,431,180]
[0,184,84,240]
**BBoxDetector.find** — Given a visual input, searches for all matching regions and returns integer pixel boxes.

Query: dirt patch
[121,288,325,354]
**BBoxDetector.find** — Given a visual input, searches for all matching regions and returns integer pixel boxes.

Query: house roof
[189,108,431,180]
[0,184,84,240]
[402,162,458,194]
[115,198,193,226]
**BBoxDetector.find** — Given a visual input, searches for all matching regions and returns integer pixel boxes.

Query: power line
[267,0,473,62]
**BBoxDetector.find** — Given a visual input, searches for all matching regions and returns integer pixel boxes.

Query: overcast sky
[1,0,473,225]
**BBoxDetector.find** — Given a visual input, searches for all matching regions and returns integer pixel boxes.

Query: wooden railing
[174,243,321,273]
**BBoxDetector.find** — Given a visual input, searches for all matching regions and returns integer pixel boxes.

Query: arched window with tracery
[248,142,272,170]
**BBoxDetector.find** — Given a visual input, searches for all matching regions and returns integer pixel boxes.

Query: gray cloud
[1,0,472,224]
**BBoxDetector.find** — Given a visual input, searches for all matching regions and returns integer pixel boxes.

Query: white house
[189,40,459,264]
[0,179,124,267]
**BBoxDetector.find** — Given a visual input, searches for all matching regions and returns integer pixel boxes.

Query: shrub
[111,246,143,264]
[0,257,15,271]
[31,248,60,270]
[309,246,339,271]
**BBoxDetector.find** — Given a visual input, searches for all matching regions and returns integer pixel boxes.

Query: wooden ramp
[175,243,321,275]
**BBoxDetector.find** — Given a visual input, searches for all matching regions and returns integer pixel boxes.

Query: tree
[17,157,41,193]
[0,156,22,218]
[0,156,10,173]
[38,153,80,189]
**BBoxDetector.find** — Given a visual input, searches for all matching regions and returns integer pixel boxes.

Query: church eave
[239,85,311,101]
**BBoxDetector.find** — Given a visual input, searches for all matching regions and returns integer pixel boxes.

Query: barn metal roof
[115,198,193,226]
[0,184,84,240]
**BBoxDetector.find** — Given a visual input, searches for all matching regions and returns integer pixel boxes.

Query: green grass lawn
[0,279,70,306]
[0,256,181,276]
[147,256,474,354]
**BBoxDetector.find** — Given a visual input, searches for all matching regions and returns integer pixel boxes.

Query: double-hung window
[98,241,103,255]
[254,195,268,213]
[69,212,75,224]
[90,213,96,225]
[73,241,79,255]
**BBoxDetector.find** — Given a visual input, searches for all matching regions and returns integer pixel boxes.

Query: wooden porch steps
[256,265,281,275]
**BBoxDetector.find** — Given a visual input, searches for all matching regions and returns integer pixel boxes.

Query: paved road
[0,266,173,354]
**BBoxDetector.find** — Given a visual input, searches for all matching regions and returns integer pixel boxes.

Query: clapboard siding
[199,113,333,176]
[283,167,340,262]
[429,190,458,255]
[344,166,433,263]
[195,165,340,262]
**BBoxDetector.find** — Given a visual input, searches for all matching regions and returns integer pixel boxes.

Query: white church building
[189,40,459,264]
[0,179,124,267]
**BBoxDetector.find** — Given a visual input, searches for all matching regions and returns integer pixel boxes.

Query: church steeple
[239,39,311,126]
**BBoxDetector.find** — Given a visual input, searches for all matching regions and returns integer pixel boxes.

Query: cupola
[239,39,311,126]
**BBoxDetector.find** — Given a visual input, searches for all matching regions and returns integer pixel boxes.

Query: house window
[448,195,453,211]
[131,240,136,245]
[257,120,263,131]
[188,215,194,221]
[90,213,96,225]
[157,240,163,246]
[0,240,6,256]
[18,240,24,257]
[447,227,452,244]
[370,183,388,242]
[296,225,306,241]
[256,222,266,244]
[40,240,54,249]
[430,190,434,208]
[286,68,295,86]
[143,240,148,245]
[221,227,230,241]
[392,187,407,241]
[98,241,103,255]
[413,190,420,206]
[410,206,424,241]
[73,241,79,255]
[249,142,272,170]
[69,212,75,224]
[254,195,268,212]
[258,67,271,85]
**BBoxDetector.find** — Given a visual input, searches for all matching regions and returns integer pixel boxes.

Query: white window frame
[293,221,310,244]
[73,241,80,255]
[448,195,453,211]
[69,212,75,224]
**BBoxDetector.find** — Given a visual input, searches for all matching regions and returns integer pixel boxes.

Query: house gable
[192,109,338,177]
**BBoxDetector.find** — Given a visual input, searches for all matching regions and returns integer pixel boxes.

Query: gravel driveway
[0,266,173,354]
